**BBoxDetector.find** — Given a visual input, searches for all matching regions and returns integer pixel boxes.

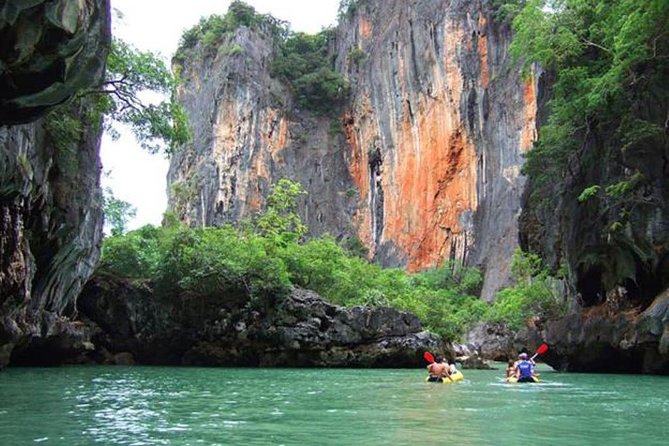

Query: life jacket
[518,360,533,378]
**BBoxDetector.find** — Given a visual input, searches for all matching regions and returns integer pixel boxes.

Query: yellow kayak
[506,376,540,383]
[426,371,465,384]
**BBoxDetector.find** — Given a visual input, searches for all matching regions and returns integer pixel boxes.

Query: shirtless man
[427,356,452,382]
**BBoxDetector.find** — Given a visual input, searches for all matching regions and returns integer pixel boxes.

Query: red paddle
[423,352,435,363]
[530,343,549,360]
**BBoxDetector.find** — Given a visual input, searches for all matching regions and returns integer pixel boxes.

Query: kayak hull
[506,376,540,383]
[426,370,465,384]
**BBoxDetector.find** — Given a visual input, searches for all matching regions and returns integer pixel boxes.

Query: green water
[0,365,667,445]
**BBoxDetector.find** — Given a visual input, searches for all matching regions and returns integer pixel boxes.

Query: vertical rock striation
[0,0,110,368]
[334,0,538,301]
[168,0,538,300]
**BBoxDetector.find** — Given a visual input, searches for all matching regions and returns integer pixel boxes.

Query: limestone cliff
[168,0,538,301]
[0,0,110,368]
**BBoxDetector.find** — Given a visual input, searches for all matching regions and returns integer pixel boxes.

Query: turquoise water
[0,365,667,445]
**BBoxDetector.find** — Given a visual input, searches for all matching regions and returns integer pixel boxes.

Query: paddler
[427,356,451,382]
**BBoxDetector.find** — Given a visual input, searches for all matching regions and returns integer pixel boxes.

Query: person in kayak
[514,352,537,382]
[505,359,515,378]
[447,358,459,376]
[426,356,452,382]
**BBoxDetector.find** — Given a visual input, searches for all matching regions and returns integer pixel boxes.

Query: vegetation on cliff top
[511,0,668,298]
[99,180,562,340]
[173,1,349,114]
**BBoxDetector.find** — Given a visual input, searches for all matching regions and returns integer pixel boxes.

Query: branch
[580,38,612,55]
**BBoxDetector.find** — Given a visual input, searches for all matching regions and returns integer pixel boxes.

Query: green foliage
[220,43,243,57]
[44,108,83,154]
[99,177,493,341]
[400,265,488,340]
[487,250,568,329]
[103,38,191,154]
[254,179,307,244]
[347,47,366,65]
[157,226,291,304]
[338,0,362,20]
[44,105,83,175]
[292,67,350,113]
[577,185,600,202]
[514,0,668,288]
[102,187,137,236]
[44,99,106,176]
[99,225,162,278]
[328,118,344,137]
[272,30,350,114]
[491,0,528,23]
[174,3,349,115]
[173,1,286,65]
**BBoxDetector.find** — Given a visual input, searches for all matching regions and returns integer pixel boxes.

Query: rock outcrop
[168,0,539,301]
[0,0,110,368]
[524,292,669,374]
[0,0,110,124]
[78,274,444,367]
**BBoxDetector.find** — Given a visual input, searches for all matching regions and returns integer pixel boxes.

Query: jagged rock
[463,321,519,361]
[0,0,111,124]
[524,292,669,374]
[78,275,445,367]
[457,353,492,370]
[112,352,135,366]
[168,0,540,301]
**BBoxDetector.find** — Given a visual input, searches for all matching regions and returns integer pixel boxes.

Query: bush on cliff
[272,31,350,114]
[174,2,349,115]
[487,249,569,329]
[173,1,285,64]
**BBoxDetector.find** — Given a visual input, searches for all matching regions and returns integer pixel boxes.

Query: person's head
[508,359,514,367]
[435,356,443,363]
[519,352,528,360]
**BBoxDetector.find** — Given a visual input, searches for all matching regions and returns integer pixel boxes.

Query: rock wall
[78,275,445,367]
[0,0,110,368]
[168,0,539,300]
[524,292,669,374]
[0,0,110,124]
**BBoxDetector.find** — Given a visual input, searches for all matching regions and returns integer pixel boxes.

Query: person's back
[427,356,448,382]
[515,353,535,382]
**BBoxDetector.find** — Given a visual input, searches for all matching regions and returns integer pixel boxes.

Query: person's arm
[443,365,454,381]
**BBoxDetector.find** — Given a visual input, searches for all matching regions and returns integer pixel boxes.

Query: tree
[92,38,191,154]
[103,187,137,236]
[512,0,668,290]
[255,179,307,244]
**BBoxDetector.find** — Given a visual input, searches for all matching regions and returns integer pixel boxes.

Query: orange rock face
[478,13,489,89]
[345,20,479,270]
[520,75,538,153]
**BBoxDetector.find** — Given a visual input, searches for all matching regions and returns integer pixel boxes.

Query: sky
[102,0,341,231]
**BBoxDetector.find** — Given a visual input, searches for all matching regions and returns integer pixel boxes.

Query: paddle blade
[423,352,435,363]
[536,343,549,355]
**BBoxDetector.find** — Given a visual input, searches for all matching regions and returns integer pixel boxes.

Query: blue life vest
[518,360,533,378]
